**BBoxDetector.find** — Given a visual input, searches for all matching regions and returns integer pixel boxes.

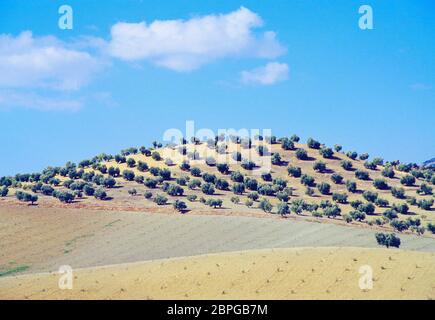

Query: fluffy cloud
[0,31,104,91]
[108,7,285,71]
[241,62,288,85]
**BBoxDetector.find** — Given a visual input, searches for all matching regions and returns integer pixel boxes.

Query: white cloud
[0,31,104,91]
[108,7,285,71]
[0,90,82,111]
[241,62,288,85]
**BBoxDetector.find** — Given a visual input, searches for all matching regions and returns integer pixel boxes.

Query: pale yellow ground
[1,247,434,300]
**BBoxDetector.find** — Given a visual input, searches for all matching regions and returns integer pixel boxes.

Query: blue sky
[0,0,434,176]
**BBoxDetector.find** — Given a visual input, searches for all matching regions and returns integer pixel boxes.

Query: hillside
[1,135,434,237]
[1,247,434,300]
[423,158,435,168]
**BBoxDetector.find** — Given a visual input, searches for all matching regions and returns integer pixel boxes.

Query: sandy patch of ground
[0,247,433,300]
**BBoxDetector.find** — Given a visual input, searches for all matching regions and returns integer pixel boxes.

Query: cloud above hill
[108,7,285,71]
[0,31,104,91]
[0,7,287,111]
[241,62,288,85]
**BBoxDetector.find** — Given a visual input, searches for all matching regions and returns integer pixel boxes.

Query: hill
[1,135,434,237]
[423,158,435,168]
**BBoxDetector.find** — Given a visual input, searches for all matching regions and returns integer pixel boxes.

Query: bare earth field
[1,204,434,277]
[1,247,434,300]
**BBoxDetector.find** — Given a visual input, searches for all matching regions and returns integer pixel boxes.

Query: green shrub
[319,148,334,159]
[188,179,201,190]
[363,191,378,202]
[346,151,358,160]
[281,138,294,151]
[166,184,184,196]
[390,219,409,232]
[144,192,153,199]
[375,233,401,248]
[83,185,95,196]
[215,178,229,190]
[391,187,406,199]
[190,167,202,177]
[144,178,158,188]
[287,166,302,178]
[244,177,258,191]
[277,203,290,216]
[173,200,187,212]
[202,183,215,195]
[94,188,107,200]
[313,161,326,173]
[206,198,223,208]
[355,170,370,180]
[154,194,168,205]
[332,193,348,204]
[323,205,341,218]
[383,209,398,220]
[271,153,282,165]
[359,153,369,161]
[232,183,245,195]
[331,173,343,184]
[334,144,342,152]
[180,161,190,171]
[128,188,137,196]
[305,187,315,196]
[346,180,357,193]
[276,191,289,202]
[350,210,366,221]
[301,174,315,187]
[358,202,375,215]
[392,203,409,214]
[231,171,244,183]
[400,175,416,186]
[248,192,259,201]
[382,167,395,178]
[261,172,272,182]
[417,183,432,195]
[317,182,331,195]
[290,134,300,142]
[341,160,353,171]
[151,152,162,161]
[307,138,321,149]
[375,198,389,207]
[258,198,273,212]
[295,148,308,160]
[122,170,135,181]
[373,179,389,190]
[0,186,9,197]
[217,163,229,174]
[417,199,434,210]
[126,158,136,168]
[241,160,256,170]
[186,194,198,202]
[202,173,217,184]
